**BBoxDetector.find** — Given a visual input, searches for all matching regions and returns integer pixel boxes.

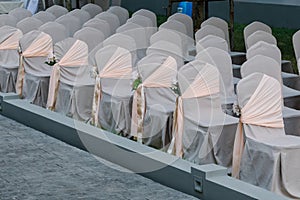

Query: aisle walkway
[0,115,196,200]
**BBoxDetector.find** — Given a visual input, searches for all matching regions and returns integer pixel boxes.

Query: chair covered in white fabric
[8,8,32,22]
[196,47,236,111]
[0,26,22,93]
[46,5,68,18]
[116,22,148,60]
[196,34,228,53]
[39,22,68,44]
[246,41,300,110]
[150,29,183,52]
[169,60,238,167]
[33,11,56,23]
[0,14,18,27]
[102,33,137,67]
[107,6,129,25]
[246,30,277,50]
[95,12,120,33]
[132,9,157,28]
[81,3,103,18]
[94,0,109,11]
[146,41,184,69]
[127,15,157,41]
[91,45,132,136]
[17,30,53,107]
[241,55,300,136]
[47,38,94,121]
[243,21,272,48]
[16,17,43,34]
[131,54,177,149]
[74,27,105,52]
[232,72,300,199]
[68,9,91,26]
[83,18,111,38]
[55,15,82,37]
[195,25,225,43]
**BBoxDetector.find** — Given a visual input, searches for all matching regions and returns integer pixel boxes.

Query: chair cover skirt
[0,67,18,92]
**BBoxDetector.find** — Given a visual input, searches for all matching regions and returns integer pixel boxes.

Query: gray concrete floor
[0,114,197,200]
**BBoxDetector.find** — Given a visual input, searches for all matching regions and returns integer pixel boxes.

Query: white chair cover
[95,12,120,33]
[92,45,132,136]
[74,27,105,52]
[0,26,22,92]
[33,11,56,23]
[55,15,81,37]
[81,3,103,18]
[146,41,184,69]
[45,5,68,18]
[233,72,300,199]
[0,14,17,27]
[8,7,32,22]
[169,60,238,167]
[17,30,53,107]
[39,21,68,44]
[150,29,183,53]
[47,38,94,121]
[83,18,111,38]
[68,9,91,26]
[195,25,225,43]
[132,9,157,28]
[196,47,236,105]
[293,30,300,74]
[107,6,129,25]
[131,54,177,149]
[196,35,228,54]
[94,0,109,11]
[16,17,43,34]
[201,17,230,51]
[127,14,157,41]
[244,21,272,48]
[116,22,148,60]
[246,30,277,50]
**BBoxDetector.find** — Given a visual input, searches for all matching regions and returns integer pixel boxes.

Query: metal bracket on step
[193,175,203,193]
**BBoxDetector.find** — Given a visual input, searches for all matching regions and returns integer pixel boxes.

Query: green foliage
[132,77,142,90]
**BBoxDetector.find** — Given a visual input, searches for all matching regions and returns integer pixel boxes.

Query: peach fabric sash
[232,74,284,178]
[91,47,132,127]
[130,56,177,143]
[0,29,22,50]
[16,32,53,96]
[168,65,219,157]
[46,40,88,110]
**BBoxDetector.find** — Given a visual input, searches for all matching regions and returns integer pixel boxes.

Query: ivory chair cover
[196,47,236,106]
[33,11,56,23]
[0,26,22,92]
[39,22,68,44]
[83,18,111,38]
[241,55,300,136]
[94,0,109,11]
[116,22,148,60]
[132,9,157,28]
[233,72,300,198]
[95,12,120,33]
[246,30,277,50]
[17,30,53,107]
[45,5,68,18]
[81,3,103,18]
[150,29,183,53]
[131,54,177,149]
[92,45,132,136]
[102,33,137,67]
[74,27,105,52]
[169,60,238,167]
[243,21,272,49]
[47,38,94,121]
[168,13,194,51]
[68,9,91,26]
[146,41,184,69]
[196,35,228,54]
[16,17,43,34]
[55,15,81,37]
[127,15,157,41]
[293,30,300,74]
[0,14,17,27]
[159,20,191,61]
[195,25,225,43]
[8,8,32,22]
[107,6,129,25]
[246,41,300,110]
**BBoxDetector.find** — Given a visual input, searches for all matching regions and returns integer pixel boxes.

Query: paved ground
[0,115,197,200]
